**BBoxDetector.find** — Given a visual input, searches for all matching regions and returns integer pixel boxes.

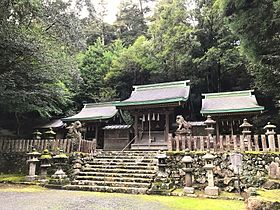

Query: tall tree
[191,0,251,93]
[220,0,280,99]
[114,0,148,46]
[77,39,124,103]
[0,0,82,135]
[106,36,160,99]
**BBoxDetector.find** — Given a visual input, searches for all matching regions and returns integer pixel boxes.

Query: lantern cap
[204,115,216,125]
[27,148,41,156]
[45,127,56,135]
[32,130,42,135]
[53,150,68,159]
[264,122,276,129]
[202,152,215,160]
[182,155,193,163]
[40,149,52,159]
[239,118,253,128]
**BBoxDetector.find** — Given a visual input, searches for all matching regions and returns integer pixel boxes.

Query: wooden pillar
[134,114,139,143]
[95,125,98,142]
[165,112,170,142]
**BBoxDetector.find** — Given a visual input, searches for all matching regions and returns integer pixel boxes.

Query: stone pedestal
[205,186,219,196]
[184,186,195,194]
[26,161,38,182]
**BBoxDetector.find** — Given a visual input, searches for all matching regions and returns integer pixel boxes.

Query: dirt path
[0,185,170,210]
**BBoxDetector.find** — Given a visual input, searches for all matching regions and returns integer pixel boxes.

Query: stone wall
[164,151,279,192]
[0,152,28,174]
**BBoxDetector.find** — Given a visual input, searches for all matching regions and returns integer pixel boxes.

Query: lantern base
[184,187,194,194]
[26,175,37,182]
[205,186,219,196]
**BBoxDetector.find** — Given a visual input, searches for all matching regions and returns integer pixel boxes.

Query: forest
[0,0,279,137]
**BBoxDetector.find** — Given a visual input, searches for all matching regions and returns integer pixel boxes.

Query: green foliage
[0,174,25,183]
[106,36,160,99]
[77,38,124,103]
[114,0,148,46]
[220,0,280,100]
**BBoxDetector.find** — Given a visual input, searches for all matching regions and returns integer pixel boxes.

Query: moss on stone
[0,174,25,183]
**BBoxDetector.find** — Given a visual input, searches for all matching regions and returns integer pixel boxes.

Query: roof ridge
[202,90,254,99]
[133,80,190,91]
[84,101,120,108]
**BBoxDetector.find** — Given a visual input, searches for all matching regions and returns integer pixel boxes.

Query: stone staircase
[64,151,158,194]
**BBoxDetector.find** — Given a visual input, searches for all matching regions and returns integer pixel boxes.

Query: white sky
[92,0,121,23]
[79,0,156,24]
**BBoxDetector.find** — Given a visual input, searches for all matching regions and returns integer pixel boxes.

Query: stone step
[99,151,158,155]
[82,167,156,174]
[87,161,156,167]
[86,158,155,163]
[84,164,156,170]
[95,155,156,160]
[76,176,153,183]
[63,185,148,194]
[75,180,151,188]
[78,171,155,179]
[131,144,168,151]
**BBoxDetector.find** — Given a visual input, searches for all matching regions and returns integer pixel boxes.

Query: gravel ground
[0,187,171,210]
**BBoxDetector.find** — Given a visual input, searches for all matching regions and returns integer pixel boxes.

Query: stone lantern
[204,115,216,150]
[39,149,52,182]
[26,148,41,181]
[182,154,194,194]
[239,119,253,151]
[202,151,219,196]
[264,122,276,152]
[33,130,42,140]
[45,127,56,139]
[52,149,68,180]
[155,153,167,177]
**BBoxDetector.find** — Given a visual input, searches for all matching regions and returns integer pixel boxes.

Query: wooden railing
[168,133,280,152]
[0,138,96,154]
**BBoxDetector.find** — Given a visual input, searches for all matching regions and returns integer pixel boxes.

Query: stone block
[26,175,37,182]
[184,187,194,194]
[205,186,219,196]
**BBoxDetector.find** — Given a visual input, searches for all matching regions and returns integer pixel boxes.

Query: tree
[106,36,160,99]
[219,0,280,99]
[76,38,124,103]
[114,0,148,46]
[0,0,82,135]
[191,0,251,93]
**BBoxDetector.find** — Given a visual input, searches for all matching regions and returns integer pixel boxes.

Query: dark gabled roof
[62,102,118,122]
[116,80,190,107]
[201,90,264,116]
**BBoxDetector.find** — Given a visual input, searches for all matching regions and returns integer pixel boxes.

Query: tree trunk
[15,112,21,137]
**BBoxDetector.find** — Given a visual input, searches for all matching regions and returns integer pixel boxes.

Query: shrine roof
[200,90,264,116]
[62,102,118,122]
[116,80,190,107]
[39,119,65,128]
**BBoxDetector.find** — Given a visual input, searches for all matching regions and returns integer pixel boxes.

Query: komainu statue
[66,121,82,151]
[176,115,192,134]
